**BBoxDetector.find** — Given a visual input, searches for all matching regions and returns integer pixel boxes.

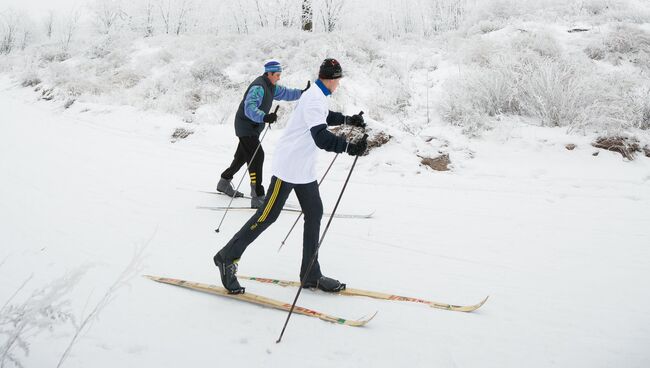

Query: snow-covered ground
[2,71,650,367]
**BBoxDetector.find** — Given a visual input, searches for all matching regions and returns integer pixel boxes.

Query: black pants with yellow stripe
[217,176,324,283]
[220,136,265,196]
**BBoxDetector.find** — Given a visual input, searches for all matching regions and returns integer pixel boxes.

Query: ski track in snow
[1,75,650,367]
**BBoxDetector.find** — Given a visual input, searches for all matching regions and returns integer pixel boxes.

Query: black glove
[263,112,277,124]
[347,135,368,156]
[301,80,311,94]
[346,112,365,128]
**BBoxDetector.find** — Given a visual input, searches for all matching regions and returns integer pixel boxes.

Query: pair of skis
[145,275,488,327]
[196,190,375,219]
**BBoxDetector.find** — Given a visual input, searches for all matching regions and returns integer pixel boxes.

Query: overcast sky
[1,0,86,17]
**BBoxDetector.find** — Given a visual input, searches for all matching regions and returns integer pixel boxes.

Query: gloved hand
[301,81,311,94]
[347,135,368,156]
[346,111,365,128]
[263,112,278,124]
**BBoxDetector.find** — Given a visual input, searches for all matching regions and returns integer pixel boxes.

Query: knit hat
[319,58,343,79]
[264,60,282,73]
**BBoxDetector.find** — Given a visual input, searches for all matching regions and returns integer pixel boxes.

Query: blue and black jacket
[234,75,302,137]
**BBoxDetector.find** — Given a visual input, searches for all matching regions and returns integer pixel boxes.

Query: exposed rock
[644,145,650,158]
[330,127,391,154]
[592,136,640,160]
[368,131,391,150]
[420,154,450,171]
[592,151,600,156]
[41,88,54,101]
[21,77,41,87]
[171,127,194,143]
[565,143,577,150]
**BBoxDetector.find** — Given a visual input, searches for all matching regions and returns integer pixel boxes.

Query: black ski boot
[302,276,346,292]
[213,252,245,294]
[217,178,244,198]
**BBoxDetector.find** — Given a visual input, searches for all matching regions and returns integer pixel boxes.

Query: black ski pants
[220,136,265,196]
[217,176,324,283]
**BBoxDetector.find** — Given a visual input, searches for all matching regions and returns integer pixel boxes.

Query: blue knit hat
[264,60,282,73]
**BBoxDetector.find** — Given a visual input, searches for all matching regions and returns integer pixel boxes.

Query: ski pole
[276,111,363,251]
[276,134,367,343]
[215,105,279,233]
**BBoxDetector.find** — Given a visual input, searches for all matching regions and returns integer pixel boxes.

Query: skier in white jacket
[214,58,367,294]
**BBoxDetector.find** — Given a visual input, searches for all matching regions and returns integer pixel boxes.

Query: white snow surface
[1,73,650,367]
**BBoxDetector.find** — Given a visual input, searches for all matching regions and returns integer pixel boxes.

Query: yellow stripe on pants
[258,178,282,223]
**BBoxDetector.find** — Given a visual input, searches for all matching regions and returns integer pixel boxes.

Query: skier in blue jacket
[217,60,306,208]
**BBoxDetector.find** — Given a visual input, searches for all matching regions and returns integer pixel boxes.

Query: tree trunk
[302,0,313,31]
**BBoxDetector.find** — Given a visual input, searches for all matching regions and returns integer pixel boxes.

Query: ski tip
[352,311,378,326]
[364,311,379,323]
[461,295,490,312]
[143,275,166,282]
[477,295,490,308]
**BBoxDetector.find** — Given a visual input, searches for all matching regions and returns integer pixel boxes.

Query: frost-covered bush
[582,0,610,15]
[604,24,650,54]
[0,271,82,367]
[190,58,228,84]
[111,68,143,89]
[631,87,650,130]
[466,19,505,35]
[442,26,649,134]
[20,70,41,87]
[40,48,70,63]
[585,24,650,67]
[446,65,520,118]
[605,0,650,23]
[518,59,592,128]
[511,30,562,58]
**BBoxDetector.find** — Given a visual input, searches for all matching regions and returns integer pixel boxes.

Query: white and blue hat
[264,60,283,73]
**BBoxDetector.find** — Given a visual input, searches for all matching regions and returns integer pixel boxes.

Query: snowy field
[2,0,650,366]
[2,70,650,367]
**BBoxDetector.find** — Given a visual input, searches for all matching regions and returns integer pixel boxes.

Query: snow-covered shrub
[631,87,650,130]
[584,45,605,60]
[190,58,228,84]
[518,59,592,128]
[582,0,610,15]
[467,19,505,35]
[20,71,41,87]
[585,23,650,66]
[470,0,523,22]
[0,271,82,367]
[39,48,70,63]
[604,24,650,55]
[605,0,650,23]
[111,68,143,89]
[458,37,504,66]
[511,29,562,59]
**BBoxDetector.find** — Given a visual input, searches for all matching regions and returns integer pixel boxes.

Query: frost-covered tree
[143,1,155,37]
[320,0,344,32]
[92,0,125,34]
[58,8,80,52]
[174,0,193,35]
[0,10,18,54]
[43,10,55,39]
[158,0,193,35]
